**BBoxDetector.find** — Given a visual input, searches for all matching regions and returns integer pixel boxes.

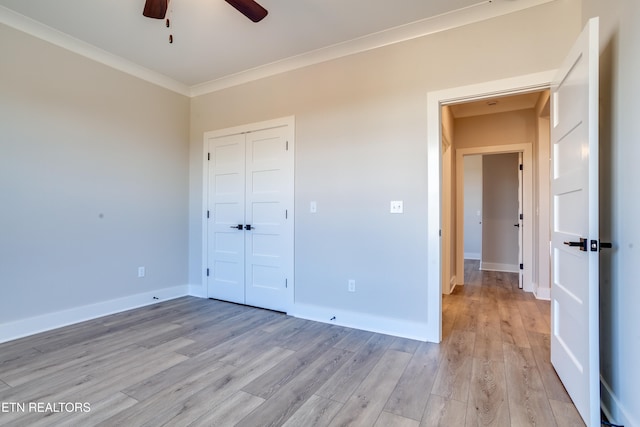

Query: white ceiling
[449,91,545,118]
[0,0,554,96]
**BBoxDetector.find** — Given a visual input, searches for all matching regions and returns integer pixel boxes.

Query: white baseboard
[534,286,550,300]
[188,284,207,298]
[464,252,481,260]
[480,262,518,273]
[450,275,457,293]
[0,287,436,346]
[288,303,432,342]
[443,275,457,295]
[0,285,189,344]
[601,377,637,427]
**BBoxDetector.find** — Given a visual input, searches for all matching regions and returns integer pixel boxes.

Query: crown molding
[189,0,556,97]
[0,5,190,97]
[2,0,556,98]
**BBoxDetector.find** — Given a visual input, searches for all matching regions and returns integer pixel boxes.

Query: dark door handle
[600,241,612,250]
[564,238,588,251]
[244,224,253,231]
[230,224,243,230]
[514,224,520,228]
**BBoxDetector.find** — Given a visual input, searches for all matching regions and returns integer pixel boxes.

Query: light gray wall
[463,155,482,260]
[0,24,190,323]
[189,0,582,326]
[581,0,640,425]
[481,153,519,270]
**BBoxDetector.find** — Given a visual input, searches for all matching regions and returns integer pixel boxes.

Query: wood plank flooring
[0,261,584,426]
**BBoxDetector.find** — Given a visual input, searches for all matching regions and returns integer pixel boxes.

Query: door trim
[426,71,554,342]
[455,144,533,291]
[201,116,295,311]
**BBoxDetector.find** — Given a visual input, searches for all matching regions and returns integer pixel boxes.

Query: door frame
[201,116,295,310]
[455,144,532,291]
[441,133,454,294]
[426,71,554,342]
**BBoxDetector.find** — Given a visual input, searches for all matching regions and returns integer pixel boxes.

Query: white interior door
[206,120,294,313]
[244,128,293,312]
[550,17,600,427]
[207,133,246,304]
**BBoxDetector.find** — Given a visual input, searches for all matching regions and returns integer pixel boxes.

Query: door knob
[564,238,587,251]
[599,241,612,251]
[230,224,243,230]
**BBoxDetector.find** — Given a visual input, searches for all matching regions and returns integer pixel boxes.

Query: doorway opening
[462,152,522,286]
[440,90,549,300]
[446,141,533,295]
[426,72,554,343]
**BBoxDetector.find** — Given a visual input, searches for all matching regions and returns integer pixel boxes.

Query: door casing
[426,71,554,342]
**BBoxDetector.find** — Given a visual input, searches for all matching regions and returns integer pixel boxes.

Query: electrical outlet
[138,266,145,278]
[348,279,356,292]
[390,200,403,214]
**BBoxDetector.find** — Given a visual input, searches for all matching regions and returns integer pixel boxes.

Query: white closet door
[205,121,294,313]
[207,133,246,304]
[244,127,293,312]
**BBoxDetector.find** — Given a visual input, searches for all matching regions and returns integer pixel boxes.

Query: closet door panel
[206,133,246,304]
[245,127,292,312]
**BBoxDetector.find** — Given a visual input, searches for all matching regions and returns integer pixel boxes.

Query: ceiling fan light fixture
[224,0,268,23]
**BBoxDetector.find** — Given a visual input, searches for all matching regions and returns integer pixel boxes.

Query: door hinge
[207,152,210,161]
[286,140,289,151]
[519,213,523,220]
[207,210,210,219]
[520,263,524,270]
[285,209,288,219]
[519,164,523,171]
[206,268,210,277]
[285,278,288,288]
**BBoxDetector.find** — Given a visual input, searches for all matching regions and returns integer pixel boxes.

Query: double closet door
[205,120,293,313]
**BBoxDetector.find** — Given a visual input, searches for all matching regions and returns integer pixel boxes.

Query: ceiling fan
[143,0,268,23]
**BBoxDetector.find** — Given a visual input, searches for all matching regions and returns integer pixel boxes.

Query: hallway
[438,260,585,425]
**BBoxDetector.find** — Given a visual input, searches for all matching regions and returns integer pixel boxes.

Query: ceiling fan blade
[225,0,268,23]
[143,0,168,19]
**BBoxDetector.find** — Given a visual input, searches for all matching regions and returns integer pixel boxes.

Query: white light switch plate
[390,201,403,214]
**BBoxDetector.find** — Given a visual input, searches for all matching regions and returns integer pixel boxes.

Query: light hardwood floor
[0,262,584,426]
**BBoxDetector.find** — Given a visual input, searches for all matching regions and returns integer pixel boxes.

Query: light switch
[390,201,403,214]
